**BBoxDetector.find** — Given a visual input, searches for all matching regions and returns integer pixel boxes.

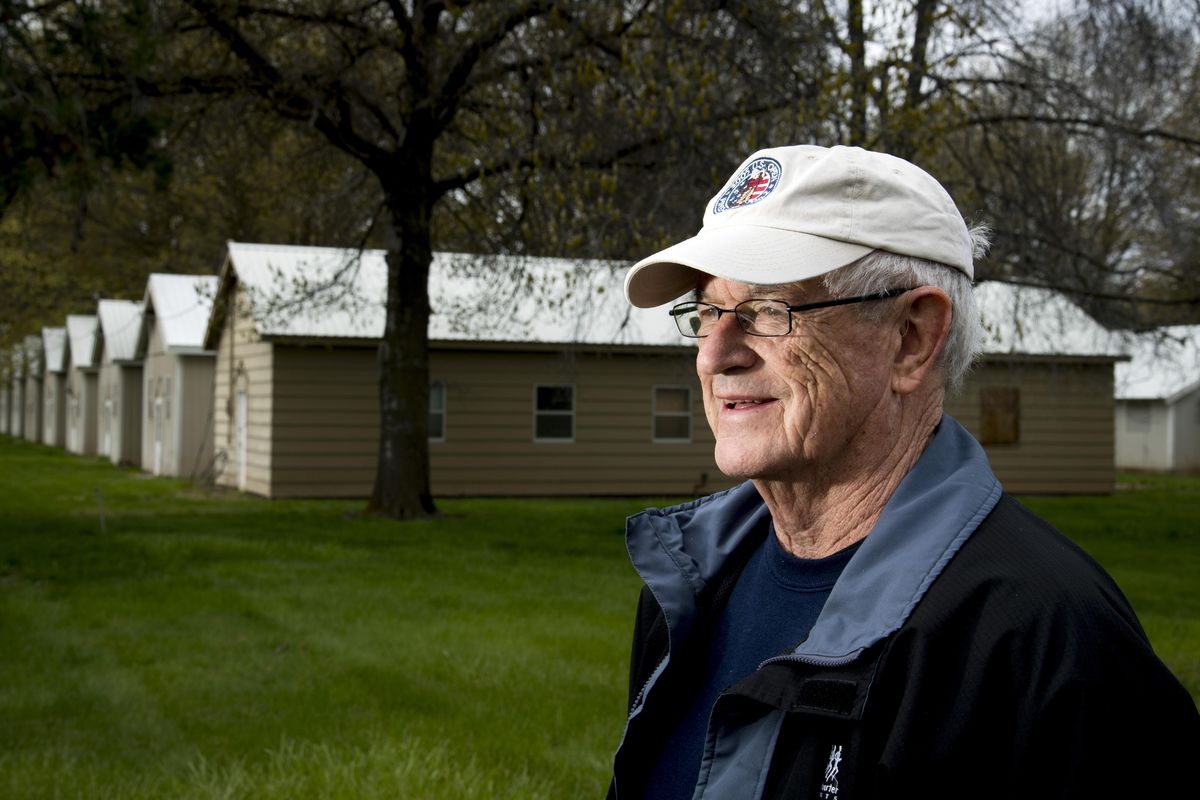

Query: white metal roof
[222,242,682,347]
[65,314,99,369]
[144,273,219,353]
[96,299,143,363]
[974,281,1129,358]
[1114,325,1200,402]
[218,243,1141,361]
[42,327,67,373]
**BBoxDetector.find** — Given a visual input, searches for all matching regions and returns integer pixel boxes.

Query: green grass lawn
[1,437,1197,798]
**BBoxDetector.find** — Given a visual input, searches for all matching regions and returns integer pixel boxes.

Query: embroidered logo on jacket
[819,743,843,799]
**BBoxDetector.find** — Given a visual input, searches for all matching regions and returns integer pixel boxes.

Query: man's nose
[696,313,756,375]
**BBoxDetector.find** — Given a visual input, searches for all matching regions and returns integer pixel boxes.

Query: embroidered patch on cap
[712,156,782,213]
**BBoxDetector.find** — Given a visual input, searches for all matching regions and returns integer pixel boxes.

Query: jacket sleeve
[864,495,1200,799]
[1017,658,1200,798]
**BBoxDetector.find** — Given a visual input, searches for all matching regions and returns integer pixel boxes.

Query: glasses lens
[737,300,791,336]
[671,303,704,337]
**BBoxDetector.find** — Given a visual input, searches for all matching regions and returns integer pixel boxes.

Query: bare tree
[939,0,1200,325]
[2,1,820,518]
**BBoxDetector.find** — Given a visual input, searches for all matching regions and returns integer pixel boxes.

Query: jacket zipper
[628,654,668,720]
[759,651,862,670]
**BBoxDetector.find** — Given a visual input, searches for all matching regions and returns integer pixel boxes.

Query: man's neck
[755,402,942,559]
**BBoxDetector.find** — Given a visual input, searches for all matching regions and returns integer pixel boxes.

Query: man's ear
[892,287,952,395]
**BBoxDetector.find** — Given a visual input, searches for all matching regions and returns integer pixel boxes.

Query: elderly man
[607,145,1199,799]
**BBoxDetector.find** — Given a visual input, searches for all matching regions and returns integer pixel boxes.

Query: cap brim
[624,224,874,308]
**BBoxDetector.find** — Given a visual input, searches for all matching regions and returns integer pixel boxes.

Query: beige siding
[97,358,141,466]
[42,374,66,447]
[141,321,216,479]
[8,377,22,437]
[65,367,98,455]
[23,374,43,443]
[214,331,1117,499]
[431,349,727,496]
[98,359,117,458]
[1174,388,1200,471]
[142,321,172,472]
[1115,399,1170,471]
[177,356,217,479]
[212,288,273,495]
[260,344,731,499]
[946,358,1116,494]
[1120,387,1200,473]
[267,345,375,498]
[119,365,143,466]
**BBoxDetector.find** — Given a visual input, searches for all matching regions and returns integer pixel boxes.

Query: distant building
[65,314,100,456]
[1,346,12,436]
[9,343,26,439]
[1115,325,1200,473]
[41,327,68,447]
[136,273,219,478]
[202,243,717,498]
[200,244,1127,498]
[22,335,45,444]
[948,282,1130,494]
[95,300,144,467]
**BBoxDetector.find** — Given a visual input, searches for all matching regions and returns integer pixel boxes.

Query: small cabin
[137,273,219,478]
[202,243,722,498]
[64,314,100,456]
[1114,325,1200,473]
[41,327,68,447]
[95,300,144,467]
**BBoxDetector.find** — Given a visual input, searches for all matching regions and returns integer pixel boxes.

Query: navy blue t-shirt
[641,528,861,800]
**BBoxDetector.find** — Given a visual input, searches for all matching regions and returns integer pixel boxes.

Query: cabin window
[429,382,446,441]
[653,386,692,442]
[980,386,1020,445]
[534,385,574,442]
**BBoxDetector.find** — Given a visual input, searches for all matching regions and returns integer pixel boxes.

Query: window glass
[535,385,574,441]
[429,382,445,441]
[653,386,692,442]
[980,386,1019,445]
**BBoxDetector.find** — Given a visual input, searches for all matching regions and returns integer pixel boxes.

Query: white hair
[821,225,990,394]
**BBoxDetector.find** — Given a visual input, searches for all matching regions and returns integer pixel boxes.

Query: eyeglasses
[669,287,914,338]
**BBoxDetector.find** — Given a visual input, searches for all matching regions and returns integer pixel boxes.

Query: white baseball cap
[624,144,974,308]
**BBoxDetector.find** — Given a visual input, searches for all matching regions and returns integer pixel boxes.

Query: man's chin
[713,450,768,482]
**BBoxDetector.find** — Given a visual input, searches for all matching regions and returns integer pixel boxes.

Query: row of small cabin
[2,242,1197,497]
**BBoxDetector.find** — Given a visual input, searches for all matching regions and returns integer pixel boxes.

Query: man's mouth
[723,398,773,410]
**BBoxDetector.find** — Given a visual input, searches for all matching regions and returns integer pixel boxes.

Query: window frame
[652,384,693,443]
[533,383,575,443]
[429,381,446,442]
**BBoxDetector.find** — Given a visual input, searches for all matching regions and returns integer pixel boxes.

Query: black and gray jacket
[608,416,1200,799]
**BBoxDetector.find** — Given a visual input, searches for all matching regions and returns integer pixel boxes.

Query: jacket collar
[625,415,1003,664]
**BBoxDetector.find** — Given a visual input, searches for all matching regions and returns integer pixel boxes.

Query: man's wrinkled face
[695,276,896,483]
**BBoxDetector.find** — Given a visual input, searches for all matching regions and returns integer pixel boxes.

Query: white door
[44,391,54,442]
[236,390,247,491]
[153,396,164,474]
[102,398,113,456]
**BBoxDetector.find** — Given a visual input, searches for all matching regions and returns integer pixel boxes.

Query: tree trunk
[847,0,868,145]
[367,151,438,519]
